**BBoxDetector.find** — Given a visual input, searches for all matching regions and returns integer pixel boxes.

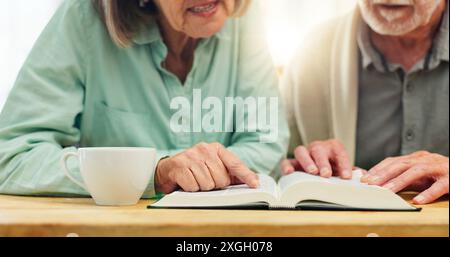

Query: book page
[150,174,279,208]
[278,170,366,193]
[276,170,415,210]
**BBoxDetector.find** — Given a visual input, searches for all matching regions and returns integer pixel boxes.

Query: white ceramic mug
[61,147,157,206]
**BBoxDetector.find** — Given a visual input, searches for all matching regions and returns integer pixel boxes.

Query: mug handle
[61,152,88,191]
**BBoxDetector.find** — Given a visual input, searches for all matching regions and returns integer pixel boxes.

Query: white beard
[359,0,442,36]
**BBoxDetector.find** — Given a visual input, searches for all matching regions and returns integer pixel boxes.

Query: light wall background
[0,0,357,112]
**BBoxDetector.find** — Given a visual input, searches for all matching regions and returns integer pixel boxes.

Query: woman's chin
[186,23,226,38]
[197,30,222,38]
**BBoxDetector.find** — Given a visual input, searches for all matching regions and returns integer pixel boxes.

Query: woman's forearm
[0,137,87,196]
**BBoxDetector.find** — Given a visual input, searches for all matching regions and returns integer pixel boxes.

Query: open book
[149,171,419,211]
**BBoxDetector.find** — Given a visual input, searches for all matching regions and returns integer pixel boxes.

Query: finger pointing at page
[217,146,260,188]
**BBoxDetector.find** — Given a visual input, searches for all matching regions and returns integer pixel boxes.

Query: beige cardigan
[281,8,362,164]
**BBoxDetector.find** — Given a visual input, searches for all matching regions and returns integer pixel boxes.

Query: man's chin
[367,20,418,36]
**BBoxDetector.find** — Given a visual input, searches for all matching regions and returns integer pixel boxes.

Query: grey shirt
[355,5,449,169]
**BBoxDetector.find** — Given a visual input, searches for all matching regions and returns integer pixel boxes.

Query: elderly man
[282,0,449,204]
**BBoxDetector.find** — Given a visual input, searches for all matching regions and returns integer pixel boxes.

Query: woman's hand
[155,143,260,194]
[361,151,449,205]
[281,139,353,179]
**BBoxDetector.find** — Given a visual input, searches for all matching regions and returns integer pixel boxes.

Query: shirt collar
[132,17,161,45]
[132,17,232,45]
[357,3,449,73]
[357,20,386,72]
[430,2,449,65]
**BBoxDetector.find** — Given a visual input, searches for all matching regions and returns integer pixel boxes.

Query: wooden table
[0,193,448,237]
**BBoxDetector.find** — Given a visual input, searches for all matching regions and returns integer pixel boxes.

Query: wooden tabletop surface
[0,193,448,237]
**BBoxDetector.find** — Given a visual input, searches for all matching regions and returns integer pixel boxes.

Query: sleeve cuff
[141,151,168,199]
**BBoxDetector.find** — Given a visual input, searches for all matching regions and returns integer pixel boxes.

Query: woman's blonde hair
[93,0,252,48]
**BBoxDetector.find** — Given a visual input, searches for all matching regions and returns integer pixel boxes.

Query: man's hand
[361,151,449,205]
[281,139,353,179]
[155,142,259,194]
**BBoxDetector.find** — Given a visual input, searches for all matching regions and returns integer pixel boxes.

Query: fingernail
[384,183,395,191]
[368,175,380,184]
[360,175,369,182]
[284,168,294,174]
[307,165,318,173]
[343,170,352,179]
[414,195,425,204]
[320,168,331,177]
[252,179,260,188]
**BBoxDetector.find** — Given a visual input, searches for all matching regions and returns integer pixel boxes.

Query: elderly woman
[0,0,288,197]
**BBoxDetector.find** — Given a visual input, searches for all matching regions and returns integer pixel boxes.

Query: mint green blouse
[0,0,289,198]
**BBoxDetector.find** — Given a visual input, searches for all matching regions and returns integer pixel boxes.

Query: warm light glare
[266,23,305,68]
[263,0,357,67]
